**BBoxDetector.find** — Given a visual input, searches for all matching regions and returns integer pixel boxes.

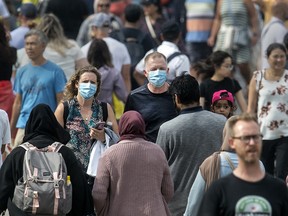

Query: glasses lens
[243,135,261,143]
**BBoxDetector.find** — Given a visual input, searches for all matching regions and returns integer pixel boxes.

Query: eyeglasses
[98,3,110,8]
[222,65,234,71]
[232,134,263,144]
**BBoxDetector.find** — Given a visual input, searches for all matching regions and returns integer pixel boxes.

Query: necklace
[80,107,92,122]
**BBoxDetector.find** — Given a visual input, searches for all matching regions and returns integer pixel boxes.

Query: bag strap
[20,142,34,151]
[63,100,69,128]
[20,142,63,152]
[49,142,64,153]
[145,16,157,39]
[101,102,108,122]
[167,52,183,63]
[258,69,264,92]
[262,20,285,38]
[222,152,235,170]
[152,48,184,63]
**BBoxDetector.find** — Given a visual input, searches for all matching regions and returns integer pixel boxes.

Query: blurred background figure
[17,13,88,80]
[110,3,155,90]
[0,0,11,28]
[0,21,16,119]
[139,0,166,47]
[185,0,216,64]
[260,1,288,69]
[208,0,259,87]
[0,109,10,168]
[44,0,89,40]
[10,3,37,49]
[87,38,128,108]
[77,0,123,47]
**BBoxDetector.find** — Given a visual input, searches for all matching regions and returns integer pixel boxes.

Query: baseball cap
[212,90,234,105]
[90,12,111,28]
[141,0,160,6]
[18,3,37,19]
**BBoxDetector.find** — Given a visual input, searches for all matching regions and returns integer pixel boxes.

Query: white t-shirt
[81,37,131,74]
[0,0,10,18]
[0,109,11,168]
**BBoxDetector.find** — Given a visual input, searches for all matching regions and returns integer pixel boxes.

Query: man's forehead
[146,61,166,70]
[234,120,259,133]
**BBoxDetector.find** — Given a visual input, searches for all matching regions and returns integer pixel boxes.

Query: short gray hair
[24,29,48,45]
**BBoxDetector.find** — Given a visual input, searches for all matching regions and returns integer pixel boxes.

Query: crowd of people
[1,0,288,215]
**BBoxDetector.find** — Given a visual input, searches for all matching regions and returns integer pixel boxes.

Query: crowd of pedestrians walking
[1,0,288,215]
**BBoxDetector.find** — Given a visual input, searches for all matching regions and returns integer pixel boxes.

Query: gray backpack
[12,142,72,215]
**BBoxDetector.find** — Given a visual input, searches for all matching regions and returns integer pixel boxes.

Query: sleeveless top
[255,69,288,140]
[214,0,250,63]
[66,97,104,171]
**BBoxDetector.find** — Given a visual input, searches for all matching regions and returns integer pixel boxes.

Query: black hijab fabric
[22,104,71,148]
[118,110,147,141]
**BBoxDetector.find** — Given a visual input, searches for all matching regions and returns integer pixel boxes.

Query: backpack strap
[167,52,183,63]
[20,142,37,151]
[152,48,184,63]
[222,152,235,170]
[48,142,64,153]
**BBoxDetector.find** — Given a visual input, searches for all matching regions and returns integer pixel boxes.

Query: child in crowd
[199,51,247,112]
[211,90,236,119]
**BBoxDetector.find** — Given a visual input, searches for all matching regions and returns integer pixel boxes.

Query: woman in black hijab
[0,104,90,216]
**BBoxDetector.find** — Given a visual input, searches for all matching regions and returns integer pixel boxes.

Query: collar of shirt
[179,106,203,115]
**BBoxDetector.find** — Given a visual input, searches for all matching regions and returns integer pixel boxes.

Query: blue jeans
[261,137,288,180]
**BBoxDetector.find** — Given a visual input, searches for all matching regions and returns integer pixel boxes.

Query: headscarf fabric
[118,111,147,141]
[23,104,71,147]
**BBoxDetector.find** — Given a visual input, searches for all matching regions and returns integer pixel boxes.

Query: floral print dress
[66,97,104,171]
[255,69,288,140]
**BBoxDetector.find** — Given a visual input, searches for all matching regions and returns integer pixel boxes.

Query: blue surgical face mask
[148,69,167,87]
[79,82,97,100]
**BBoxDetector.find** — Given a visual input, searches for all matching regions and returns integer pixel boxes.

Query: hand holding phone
[95,121,105,130]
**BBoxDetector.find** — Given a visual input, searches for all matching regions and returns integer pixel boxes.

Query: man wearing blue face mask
[134,20,190,86]
[124,51,177,142]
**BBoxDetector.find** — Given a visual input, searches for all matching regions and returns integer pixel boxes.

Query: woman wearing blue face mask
[55,65,119,215]
[55,65,119,169]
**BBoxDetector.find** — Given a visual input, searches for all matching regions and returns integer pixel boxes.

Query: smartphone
[95,121,105,130]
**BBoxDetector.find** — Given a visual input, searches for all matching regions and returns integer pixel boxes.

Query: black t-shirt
[198,173,288,216]
[124,84,177,142]
[200,77,242,110]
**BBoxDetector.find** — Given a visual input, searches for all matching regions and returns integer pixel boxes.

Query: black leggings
[261,137,288,180]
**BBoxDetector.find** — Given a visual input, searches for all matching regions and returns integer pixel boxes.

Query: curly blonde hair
[64,65,102,100]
